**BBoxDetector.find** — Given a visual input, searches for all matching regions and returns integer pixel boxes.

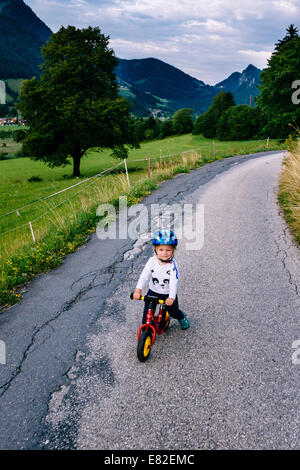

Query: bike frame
[136,296,169,346]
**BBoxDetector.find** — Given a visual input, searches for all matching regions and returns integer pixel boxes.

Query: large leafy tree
[193,92,235,138]
[256,25,300,138]
[18,26,137,176]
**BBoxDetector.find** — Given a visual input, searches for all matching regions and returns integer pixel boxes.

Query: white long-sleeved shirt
[136,256,179,299]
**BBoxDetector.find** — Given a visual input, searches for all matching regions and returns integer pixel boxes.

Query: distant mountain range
[116,58,261,116]
[0,0,262,116]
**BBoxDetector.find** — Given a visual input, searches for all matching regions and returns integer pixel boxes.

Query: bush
[28,175,43,182]
[144,129,155,140]
[12,128,27,142]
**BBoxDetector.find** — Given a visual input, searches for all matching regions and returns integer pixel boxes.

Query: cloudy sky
[26,0,300,84]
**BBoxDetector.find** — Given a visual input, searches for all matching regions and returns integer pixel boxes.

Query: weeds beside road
[278,140,300,246]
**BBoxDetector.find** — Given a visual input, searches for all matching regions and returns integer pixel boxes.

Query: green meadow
[0,133,284,307]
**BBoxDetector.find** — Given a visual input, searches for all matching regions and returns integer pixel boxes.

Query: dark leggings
[142,289,184,324]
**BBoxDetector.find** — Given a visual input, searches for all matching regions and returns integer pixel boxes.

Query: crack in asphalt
[0,251,135,399]
[274,213,299,298]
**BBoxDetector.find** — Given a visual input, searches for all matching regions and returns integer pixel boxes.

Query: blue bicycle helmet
[152,229,178,246]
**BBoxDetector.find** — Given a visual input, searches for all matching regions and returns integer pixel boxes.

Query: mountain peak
[242,64,261,77]
[243,64,259,72]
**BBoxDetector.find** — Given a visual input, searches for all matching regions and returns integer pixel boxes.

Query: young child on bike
[133,229,190,329]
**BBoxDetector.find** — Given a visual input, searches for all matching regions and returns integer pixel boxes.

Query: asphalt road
[0,150,299,450]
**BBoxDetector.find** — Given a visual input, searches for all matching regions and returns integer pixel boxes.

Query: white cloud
[25,0,300,83]
[208,34,223,41]
[70,0,88,6]
[182,20,202,27]
[200,19,234,33]
[238,49,273,67]
[272,1,299,15]
[111,38,179,55]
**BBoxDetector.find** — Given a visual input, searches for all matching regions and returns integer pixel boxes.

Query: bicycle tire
[137,329,152,362]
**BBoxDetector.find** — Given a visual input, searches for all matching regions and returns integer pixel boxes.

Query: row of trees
[132,108,194,142]
[132,94,263,142]
[134,99,262,142]
[193,91,263,140]
[16,24,300,177]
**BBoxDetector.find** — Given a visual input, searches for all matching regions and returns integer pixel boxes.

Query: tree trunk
[72,152,81,177]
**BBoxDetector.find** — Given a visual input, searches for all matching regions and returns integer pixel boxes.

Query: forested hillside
[116,58,261,115]
[0,0,52,78]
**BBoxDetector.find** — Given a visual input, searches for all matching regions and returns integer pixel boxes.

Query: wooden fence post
[147,154,151,178]
[29,221,35,243]
[212,140,216,159]
[123,158,130,188]
[267,137,269,148]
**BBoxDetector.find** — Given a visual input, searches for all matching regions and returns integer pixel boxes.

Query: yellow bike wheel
[164,311,170,331]
[137,330,152,362]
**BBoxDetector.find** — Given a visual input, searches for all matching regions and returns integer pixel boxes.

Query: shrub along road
[0,150,299,449]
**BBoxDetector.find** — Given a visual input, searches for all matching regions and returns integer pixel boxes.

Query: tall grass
[278,140,300,245]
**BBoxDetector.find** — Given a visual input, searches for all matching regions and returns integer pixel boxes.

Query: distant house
[0,117,26,126]
[148,108,163,118]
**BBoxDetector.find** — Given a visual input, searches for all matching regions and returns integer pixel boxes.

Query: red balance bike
[130,293,170,362]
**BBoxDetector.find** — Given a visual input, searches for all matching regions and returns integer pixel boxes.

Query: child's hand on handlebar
[133,288,142,300]
[165,297,174,306]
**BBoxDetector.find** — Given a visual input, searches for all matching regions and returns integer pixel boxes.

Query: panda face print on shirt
[151,268,171,290]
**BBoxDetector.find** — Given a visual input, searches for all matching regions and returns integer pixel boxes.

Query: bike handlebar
[130,292,165,304]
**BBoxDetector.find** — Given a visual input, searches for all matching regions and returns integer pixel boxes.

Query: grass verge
[278,139,300,246]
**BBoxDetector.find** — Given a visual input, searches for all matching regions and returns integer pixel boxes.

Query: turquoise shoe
[179,313,190,330]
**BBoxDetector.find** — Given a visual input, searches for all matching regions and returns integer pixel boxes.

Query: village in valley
[0,117,26,126]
